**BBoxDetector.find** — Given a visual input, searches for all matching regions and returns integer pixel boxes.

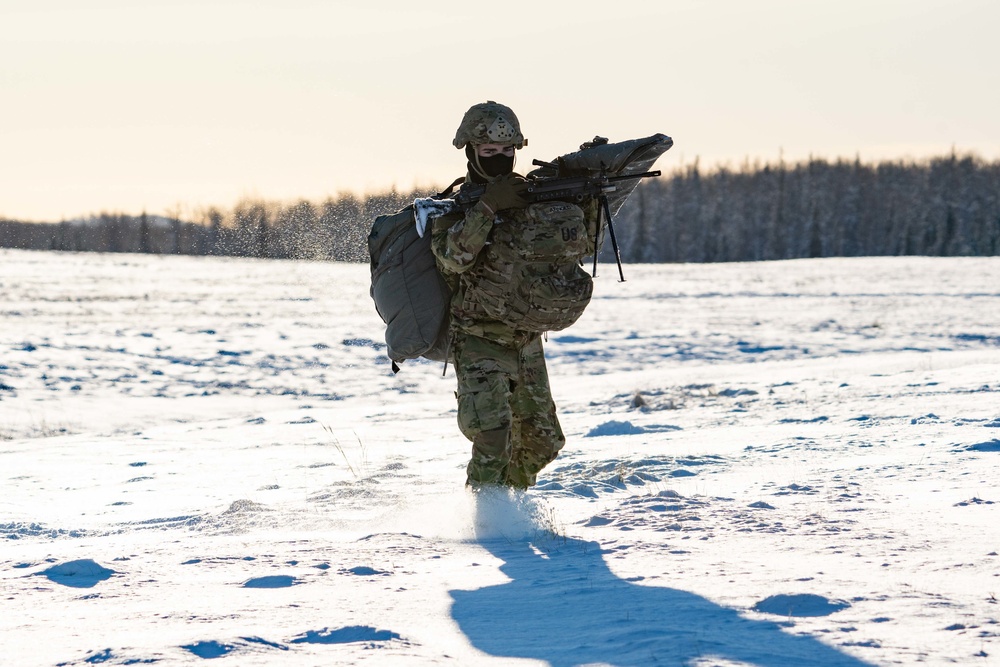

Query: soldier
[431,102,601,489]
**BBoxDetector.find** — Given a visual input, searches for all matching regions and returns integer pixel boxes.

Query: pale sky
[2,0,998,222]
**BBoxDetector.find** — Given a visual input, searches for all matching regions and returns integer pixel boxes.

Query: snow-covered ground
[2,248,998,667]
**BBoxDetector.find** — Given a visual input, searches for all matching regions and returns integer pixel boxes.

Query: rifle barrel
[607,170,660,181]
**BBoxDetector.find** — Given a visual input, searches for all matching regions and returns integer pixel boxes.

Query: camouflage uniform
[431,188,600,488]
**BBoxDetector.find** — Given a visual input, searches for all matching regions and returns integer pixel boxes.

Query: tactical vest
[459,201,593,333]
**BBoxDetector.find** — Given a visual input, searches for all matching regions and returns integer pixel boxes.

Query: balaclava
[466,145,515,184]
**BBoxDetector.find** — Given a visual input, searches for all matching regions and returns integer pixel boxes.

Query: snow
[413,197,459,238]
[1,248,999,666]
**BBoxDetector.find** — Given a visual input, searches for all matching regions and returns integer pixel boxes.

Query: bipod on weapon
[530,159,661,282]
[598,187,625,282]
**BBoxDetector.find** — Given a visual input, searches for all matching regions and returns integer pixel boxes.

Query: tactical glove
[478,173,529,216]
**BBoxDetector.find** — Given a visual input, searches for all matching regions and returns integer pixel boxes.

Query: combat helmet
[453,101,527,149]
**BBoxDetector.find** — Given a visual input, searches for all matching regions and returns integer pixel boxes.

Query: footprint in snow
[82,648,116,663]
[753,593,850,617]
[37,559,115,588]
[773,483,819,496]
[222,499,269,514]
[182,640,236,659]
[343,566,389,576]
[958,439,1000,452]
[81,647,162,663]
[541,455,725,498]
[581,516,614,527]
[777,416,829,424]
[578,491,709,532]
[182,637,288,659]
[748,501,776,509]
[585,420,682,437]
[290,626,401,645]
[242,575,300,588]
[286,416,316,425]
[953,497,994,507]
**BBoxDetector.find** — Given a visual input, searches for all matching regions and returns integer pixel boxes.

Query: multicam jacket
[431,179,601,347]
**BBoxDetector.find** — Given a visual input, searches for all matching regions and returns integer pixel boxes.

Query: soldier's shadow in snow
[450,534,876,667]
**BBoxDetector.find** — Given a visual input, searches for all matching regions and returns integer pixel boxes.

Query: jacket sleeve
[430,201,495,275]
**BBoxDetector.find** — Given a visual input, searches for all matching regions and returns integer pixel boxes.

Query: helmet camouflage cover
[453,101,526,149]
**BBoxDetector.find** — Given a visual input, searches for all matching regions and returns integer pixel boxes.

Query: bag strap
[435,177,466,199]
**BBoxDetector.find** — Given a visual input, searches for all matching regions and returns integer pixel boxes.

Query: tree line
[610,151,1000,262]
[0,191,415,263]
[2,152,998,263]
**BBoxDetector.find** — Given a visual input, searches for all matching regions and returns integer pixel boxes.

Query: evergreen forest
[3,152,998,263]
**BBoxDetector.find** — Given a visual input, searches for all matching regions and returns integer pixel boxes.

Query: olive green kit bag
[368,205,451,372]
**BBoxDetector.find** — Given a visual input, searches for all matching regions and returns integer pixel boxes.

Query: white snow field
[2,248,999,667]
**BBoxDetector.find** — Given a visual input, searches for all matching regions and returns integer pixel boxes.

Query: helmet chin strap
[471,151,490,181]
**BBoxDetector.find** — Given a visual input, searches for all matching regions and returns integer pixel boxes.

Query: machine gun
[414,164,661,282]
[414,133,673,281]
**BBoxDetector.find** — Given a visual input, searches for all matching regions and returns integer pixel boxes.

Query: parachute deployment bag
[368,205,451,371]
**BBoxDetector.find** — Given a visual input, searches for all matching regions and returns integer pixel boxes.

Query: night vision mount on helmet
[453,101,527,149]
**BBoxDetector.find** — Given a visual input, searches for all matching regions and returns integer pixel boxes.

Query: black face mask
[466,145,515,182]
[477,152,515,177]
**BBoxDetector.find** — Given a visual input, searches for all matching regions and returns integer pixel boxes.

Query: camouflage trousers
[452,331,565,489]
